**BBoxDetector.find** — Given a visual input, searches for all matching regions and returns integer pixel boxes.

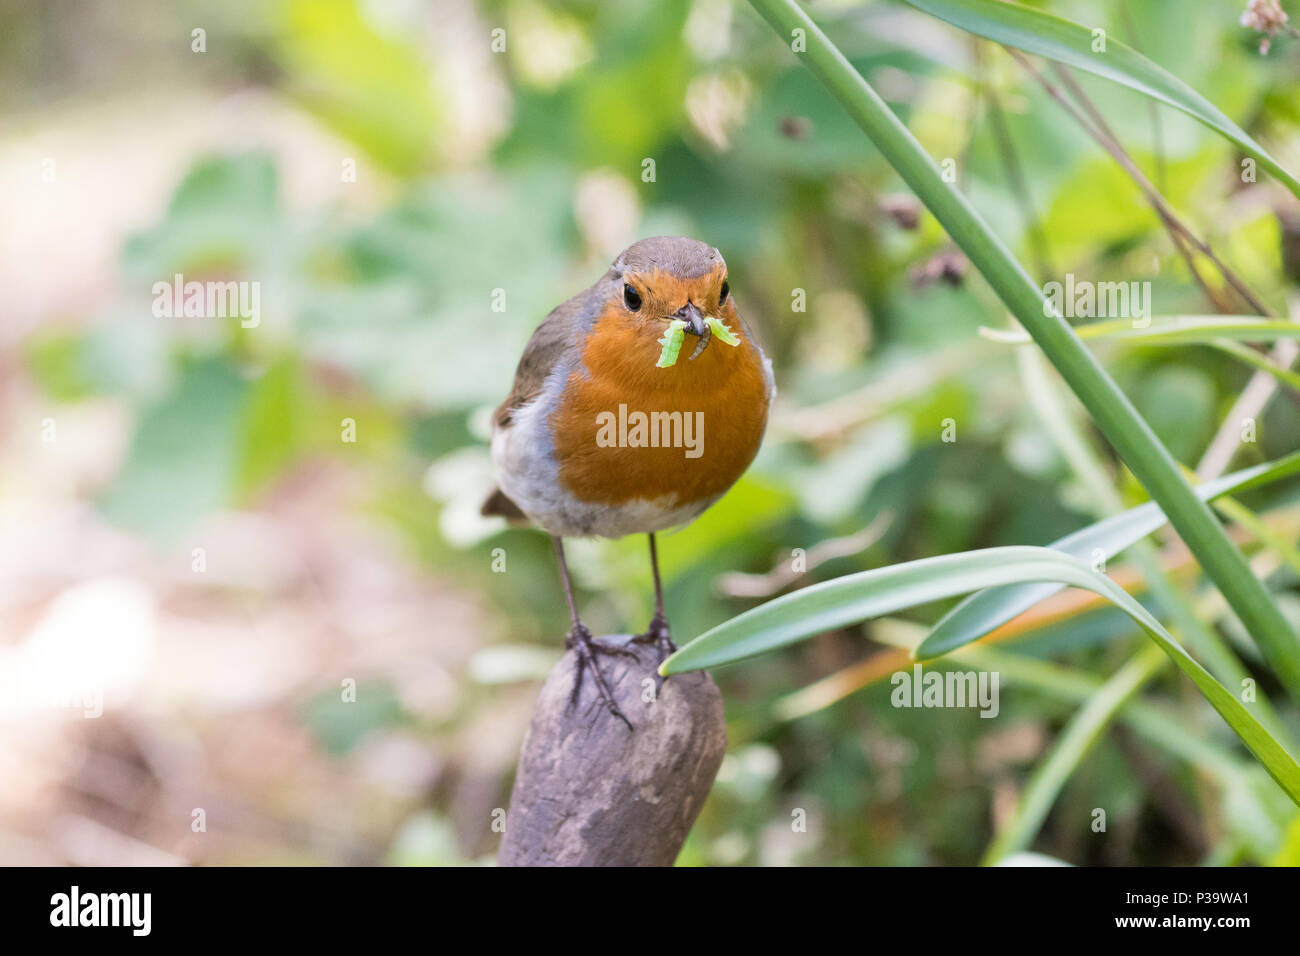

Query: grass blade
[661,545,1300,802]
[1212,341,1300,394]
[982,645,1167,864]
[917,451,1300,660]
[1213,497,1300,577]
[987,318,1300,392]
[982,316,1300,346]
[901,0,1300,198]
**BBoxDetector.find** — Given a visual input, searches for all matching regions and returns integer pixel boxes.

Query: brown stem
[1007,48,1273,317]
[1047,61,1273,317]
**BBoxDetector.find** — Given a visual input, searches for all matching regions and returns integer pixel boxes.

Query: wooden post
[498,634,727,867]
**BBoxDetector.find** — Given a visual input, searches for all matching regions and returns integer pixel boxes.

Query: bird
[483,236,774,728]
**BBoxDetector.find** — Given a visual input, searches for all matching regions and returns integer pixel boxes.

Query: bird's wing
[491,289,589,429]
[482,287,594,520]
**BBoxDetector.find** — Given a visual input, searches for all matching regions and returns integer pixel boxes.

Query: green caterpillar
[706,316,741,347]
[655,319,688,368]
[656,317,741,368]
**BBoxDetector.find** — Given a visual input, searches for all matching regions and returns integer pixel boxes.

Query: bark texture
[498,634,726,867]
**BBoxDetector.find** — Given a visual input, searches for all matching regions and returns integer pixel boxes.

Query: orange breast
[550,302,770,507]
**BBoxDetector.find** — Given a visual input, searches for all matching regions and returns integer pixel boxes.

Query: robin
[483,236,774,728]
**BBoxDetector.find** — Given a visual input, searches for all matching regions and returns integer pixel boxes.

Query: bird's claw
[565,624,634,730]
[632,612,677,695]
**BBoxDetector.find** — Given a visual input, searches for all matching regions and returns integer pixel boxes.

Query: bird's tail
[481,487,529,524]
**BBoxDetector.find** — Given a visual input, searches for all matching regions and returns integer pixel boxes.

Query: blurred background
[3,0,1300,866]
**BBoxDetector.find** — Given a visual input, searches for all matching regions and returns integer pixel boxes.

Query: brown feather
[550,288,770,508]
[481,486,529,522]
[492,292,589,429]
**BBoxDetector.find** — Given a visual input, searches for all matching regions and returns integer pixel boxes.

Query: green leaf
[236,358,306,497]
[985,316,1300,393]
[982,315,1300,346]
[276,0,445,175]
[299,679,405,756]
[917,450,1300,660]
[98,357,251,543]
[900,0,1300,198]
[122,152,280,281]
[662,545,1300,803]
[166,152,279,219]
[23,332,94,401]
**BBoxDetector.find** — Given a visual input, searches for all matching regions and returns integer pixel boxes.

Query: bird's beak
[674,302,708,337]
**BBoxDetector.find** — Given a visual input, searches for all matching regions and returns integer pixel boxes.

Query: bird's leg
[552,536,634,730]
[632,534,677,682]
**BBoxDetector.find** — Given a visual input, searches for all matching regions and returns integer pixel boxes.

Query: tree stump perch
[498,634,727,866]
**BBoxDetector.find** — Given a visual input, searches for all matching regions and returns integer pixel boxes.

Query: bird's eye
[623,282,642,311]
[719,279,730,304]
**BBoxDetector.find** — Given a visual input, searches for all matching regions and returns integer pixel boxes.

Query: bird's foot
[632,612,677,694]
[565,623,635,730]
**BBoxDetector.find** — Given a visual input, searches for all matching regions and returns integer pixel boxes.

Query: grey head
[609,236,726,281]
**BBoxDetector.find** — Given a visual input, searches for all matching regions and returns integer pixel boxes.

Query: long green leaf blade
[901,0,1300,198]
[1212,340,1300,393]
[986,318,1300,392]
[662,546,1300,803]
[917,451,1300,659]
[983,316,1300,346]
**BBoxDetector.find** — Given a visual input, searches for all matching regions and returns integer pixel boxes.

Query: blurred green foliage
[17,0,1300,865]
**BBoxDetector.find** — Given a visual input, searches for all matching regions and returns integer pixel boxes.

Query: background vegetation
[3,0,1299,865]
